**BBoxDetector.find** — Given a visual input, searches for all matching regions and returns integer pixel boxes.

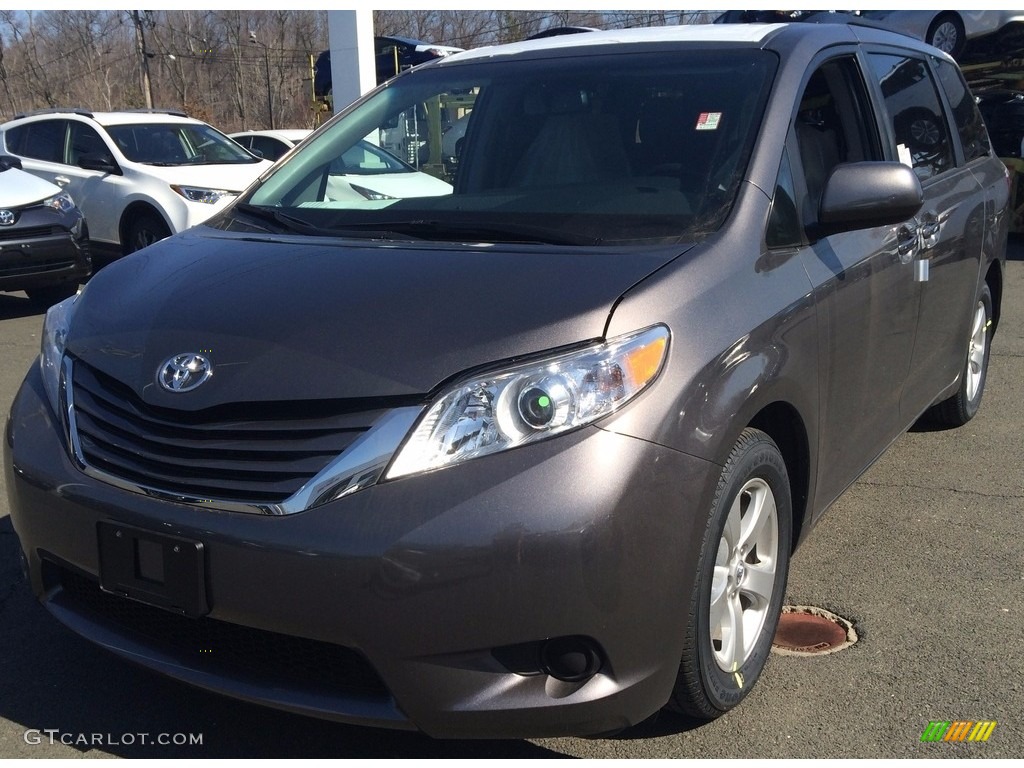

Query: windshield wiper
[234,203,321,235]
[233,204,423,240]
[333,219,602,246]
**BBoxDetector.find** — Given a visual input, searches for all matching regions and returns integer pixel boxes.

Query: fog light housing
[540,636,602,683]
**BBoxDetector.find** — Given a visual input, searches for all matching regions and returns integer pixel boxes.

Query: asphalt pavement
[1,240,1021,758]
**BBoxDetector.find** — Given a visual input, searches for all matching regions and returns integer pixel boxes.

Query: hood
[133,161,272,193]
[66,228,689,410]
[0,167,63,207]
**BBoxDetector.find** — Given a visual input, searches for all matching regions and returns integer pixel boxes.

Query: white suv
[0,109,273,260]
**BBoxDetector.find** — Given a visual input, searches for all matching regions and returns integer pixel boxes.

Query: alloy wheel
[966,298,988,403]
[709,477,779,671]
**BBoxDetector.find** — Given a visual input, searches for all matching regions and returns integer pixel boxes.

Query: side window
[68,122,107,166]
[252,136,288,161]
[794,56,882,228]
[7,120,66,163]
[866,53,954,181]
[933,58,991,163]
[766,146,801,249]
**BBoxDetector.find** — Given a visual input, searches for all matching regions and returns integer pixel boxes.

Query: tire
[927,13,965,59]
[925,283,993,428]
[26,283,78,308]
[124,212,171,255]
[669,427,792,719]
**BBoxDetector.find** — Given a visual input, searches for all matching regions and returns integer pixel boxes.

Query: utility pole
[132,10,153,108]
[249,32,274,130]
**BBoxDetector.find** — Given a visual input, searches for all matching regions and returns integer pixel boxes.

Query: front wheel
[925,283,993,428]
[669,428,792,719]
[927,13,965,58]
[124,212,170,255]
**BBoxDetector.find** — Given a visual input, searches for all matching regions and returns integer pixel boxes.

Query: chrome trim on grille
[62,356,422,516]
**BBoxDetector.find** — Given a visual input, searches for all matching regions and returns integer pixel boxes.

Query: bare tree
[0,10,722,129]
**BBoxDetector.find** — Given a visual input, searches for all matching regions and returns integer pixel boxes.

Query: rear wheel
[670,428,791,719]
[925,283,993,428]
[124,212,170,255]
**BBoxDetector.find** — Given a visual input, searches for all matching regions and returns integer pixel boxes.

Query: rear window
[241,49,777,246]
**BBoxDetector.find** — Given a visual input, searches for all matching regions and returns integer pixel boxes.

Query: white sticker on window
[695,112,722,131]
[897,143,913,167]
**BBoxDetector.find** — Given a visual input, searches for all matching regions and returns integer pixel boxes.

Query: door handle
[54,175,70,187]
[919,213,940,249]
[896,223,919,262]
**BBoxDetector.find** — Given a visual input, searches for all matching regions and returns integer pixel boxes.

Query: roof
[445,23,787,64]
[7,108,200,126]
[86,111,201,127]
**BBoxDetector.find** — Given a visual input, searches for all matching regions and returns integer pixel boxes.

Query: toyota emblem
[157,353,213,392]
[0,210,14,226]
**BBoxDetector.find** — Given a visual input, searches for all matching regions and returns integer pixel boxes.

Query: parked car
[323,139,452,201]
[229,129,312,162]
[0,109,273,261]
[229,132,449,200]
[313,35,464,101]
[860,10,1024,58]
[5,21,1007,739]
[977,90,1024,158]
[0,155,90,305]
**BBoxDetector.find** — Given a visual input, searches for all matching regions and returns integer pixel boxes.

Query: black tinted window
[933,58,990,163]
[766,146,800,249]
[867,54,954,181]
[251,136,289,161]
[7,120,66,163]
[69,122,108,165]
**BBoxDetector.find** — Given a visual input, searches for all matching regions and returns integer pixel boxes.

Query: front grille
[70,359,402,505]
[55,567,390,698]
[0,224,63,241]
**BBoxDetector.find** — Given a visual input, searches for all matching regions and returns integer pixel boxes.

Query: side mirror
[818,161,923,235]
[78,152,122,175]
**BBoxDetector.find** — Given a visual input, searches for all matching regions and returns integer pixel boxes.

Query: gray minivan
[5,21,1008,738]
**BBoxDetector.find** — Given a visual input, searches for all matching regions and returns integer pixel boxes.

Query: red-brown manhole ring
[771,605,858,657]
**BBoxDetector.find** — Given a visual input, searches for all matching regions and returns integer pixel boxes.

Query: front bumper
[5,363,716,738]
[0,219,90,293]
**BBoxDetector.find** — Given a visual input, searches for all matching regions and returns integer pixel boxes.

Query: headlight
[386,325,669,479]
[43,191,76,214]
[349,183,395,201]
[170,185,232,204]
[40,294,79,416]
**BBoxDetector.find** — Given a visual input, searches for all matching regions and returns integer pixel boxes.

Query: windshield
[105,122,260,166]
[236,49,776,245]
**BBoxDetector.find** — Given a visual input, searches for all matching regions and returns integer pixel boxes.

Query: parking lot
[0,240,1021,759]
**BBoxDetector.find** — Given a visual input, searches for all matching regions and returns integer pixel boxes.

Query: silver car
[861,10,1024,57]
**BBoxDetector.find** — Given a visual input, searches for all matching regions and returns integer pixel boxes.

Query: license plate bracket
[97,522,208,618]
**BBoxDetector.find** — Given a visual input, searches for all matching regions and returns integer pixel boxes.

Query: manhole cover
[772,605,857,656]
